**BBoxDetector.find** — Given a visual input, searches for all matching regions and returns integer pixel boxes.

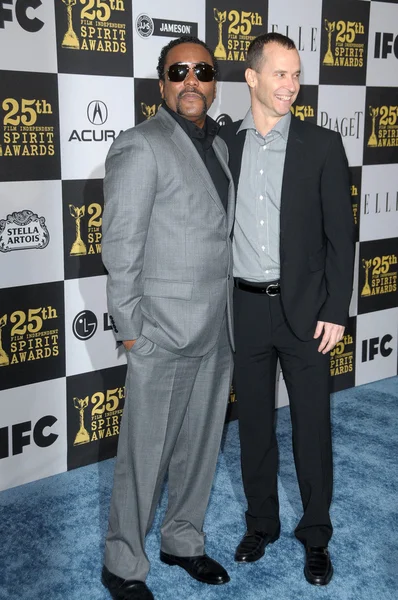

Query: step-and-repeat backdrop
[0,0,397,491]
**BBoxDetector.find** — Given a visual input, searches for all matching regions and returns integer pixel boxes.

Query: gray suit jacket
[102,107,235,357]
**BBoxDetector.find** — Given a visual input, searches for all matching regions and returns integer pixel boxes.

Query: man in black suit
[219,33,355,586]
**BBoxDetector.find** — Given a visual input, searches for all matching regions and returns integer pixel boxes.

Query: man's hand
[314,321,345,354]
[123,340,136,351]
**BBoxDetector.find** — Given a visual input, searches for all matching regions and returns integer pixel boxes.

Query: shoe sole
[160,554,230,585]
[304,564,334,586]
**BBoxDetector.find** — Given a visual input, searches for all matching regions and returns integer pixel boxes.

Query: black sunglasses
[165,62,216,83]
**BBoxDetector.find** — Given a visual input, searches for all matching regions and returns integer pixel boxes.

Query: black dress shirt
[162,102,229,211]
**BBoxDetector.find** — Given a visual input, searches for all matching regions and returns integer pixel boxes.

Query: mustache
[178,89,207,101]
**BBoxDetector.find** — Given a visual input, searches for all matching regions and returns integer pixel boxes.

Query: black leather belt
[234,278,280,296]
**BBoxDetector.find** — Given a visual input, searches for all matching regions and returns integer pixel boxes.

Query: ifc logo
[136,14,154,38]
[72,310,98,341]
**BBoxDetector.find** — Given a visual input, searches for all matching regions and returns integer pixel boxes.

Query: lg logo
[0,416,58,459]
[0,0,44,32]
[361,334,393,362]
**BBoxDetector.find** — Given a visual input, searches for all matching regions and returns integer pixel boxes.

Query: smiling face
[159,43,217,128]
[246,42,301,126]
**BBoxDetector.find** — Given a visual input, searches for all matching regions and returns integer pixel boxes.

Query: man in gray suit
[101,36,235,600]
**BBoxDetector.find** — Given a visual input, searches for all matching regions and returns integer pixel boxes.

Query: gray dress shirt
[233,109,291,282]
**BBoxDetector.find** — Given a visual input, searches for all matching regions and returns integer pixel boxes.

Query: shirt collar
[238,109,291,141]
[162,101,219,145]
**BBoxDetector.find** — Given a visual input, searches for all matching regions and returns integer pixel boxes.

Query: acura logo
[87,101,108,126]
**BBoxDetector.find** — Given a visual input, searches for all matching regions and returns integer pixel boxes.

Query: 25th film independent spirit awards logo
[363,88,398,166]
[359,238,398,315]
[66,366,126,469]
[134,79,162,125]
[329,317,356,393]
[349,166,361,241]
[62,178,106,280]
[206,1,267,81]
[0,282,65,391]
[55,0,132,76]
[320,0,369,85]
[290,85,318,124]
[0,71,60,182]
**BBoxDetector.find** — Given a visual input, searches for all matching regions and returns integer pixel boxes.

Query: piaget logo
[72,386,125,445]
[361,254,398,298]
[60,0,126,54]
[0,97,54,157]
[367,105,398,148]
[323,18,365,68]
[330,333,354,377]
[69,202,102,257]
[0,306,59,366]
[213,7,263,62]
[290,105,315,121]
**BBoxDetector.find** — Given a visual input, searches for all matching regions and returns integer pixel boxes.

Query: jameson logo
[1,306,59,366]
[73,386,125,444]
[60,0,127,53]
[0,97,55,158]
[213,8,263,62]
[367,105,398,149]
[330,334,354,377]
[361,254,398,298]
[136,14,198,39]
[323,19,365,68]
[0,210,49,253]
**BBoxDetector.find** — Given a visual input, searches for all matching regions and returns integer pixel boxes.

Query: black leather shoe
[235,529,280,562]
[101,566,155,599]
[160,551,230,585]
[304,546,333,586]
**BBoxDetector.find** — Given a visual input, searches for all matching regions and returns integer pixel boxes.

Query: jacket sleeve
[318,132,355,326]
[101,129,157,341]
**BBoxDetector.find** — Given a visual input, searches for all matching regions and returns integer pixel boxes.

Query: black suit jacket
[219,116,355,341]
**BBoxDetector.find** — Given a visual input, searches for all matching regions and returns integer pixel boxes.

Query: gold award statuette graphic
[0,315,9,367]
[73,397,90,445]
[323,19,335,66]
[69,205,87,256]
[141,103,160,120]
[367,107,379,147]
[214,8,227,60]
[61,0,80,49]
[361,259,372,296]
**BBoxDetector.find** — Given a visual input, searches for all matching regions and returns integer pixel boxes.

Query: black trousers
[233,284,333,547]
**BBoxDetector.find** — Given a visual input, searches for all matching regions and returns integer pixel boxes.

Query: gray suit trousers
[104,319,233,581]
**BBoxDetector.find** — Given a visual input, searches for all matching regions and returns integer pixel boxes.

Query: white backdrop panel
[0,378,67,491]
[0,180,64,289]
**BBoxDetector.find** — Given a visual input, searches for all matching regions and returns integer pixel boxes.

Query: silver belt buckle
[266,284,279,297]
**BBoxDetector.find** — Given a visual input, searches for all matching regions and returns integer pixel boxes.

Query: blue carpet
[1,377,397,600]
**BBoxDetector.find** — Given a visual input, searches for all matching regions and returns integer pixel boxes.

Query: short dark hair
[247,32,297,71]
[157,36,219,81]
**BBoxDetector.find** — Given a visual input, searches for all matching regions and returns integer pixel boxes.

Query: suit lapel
[157,108,226,215]
[280,117,306,242]
[213,136,234,233]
